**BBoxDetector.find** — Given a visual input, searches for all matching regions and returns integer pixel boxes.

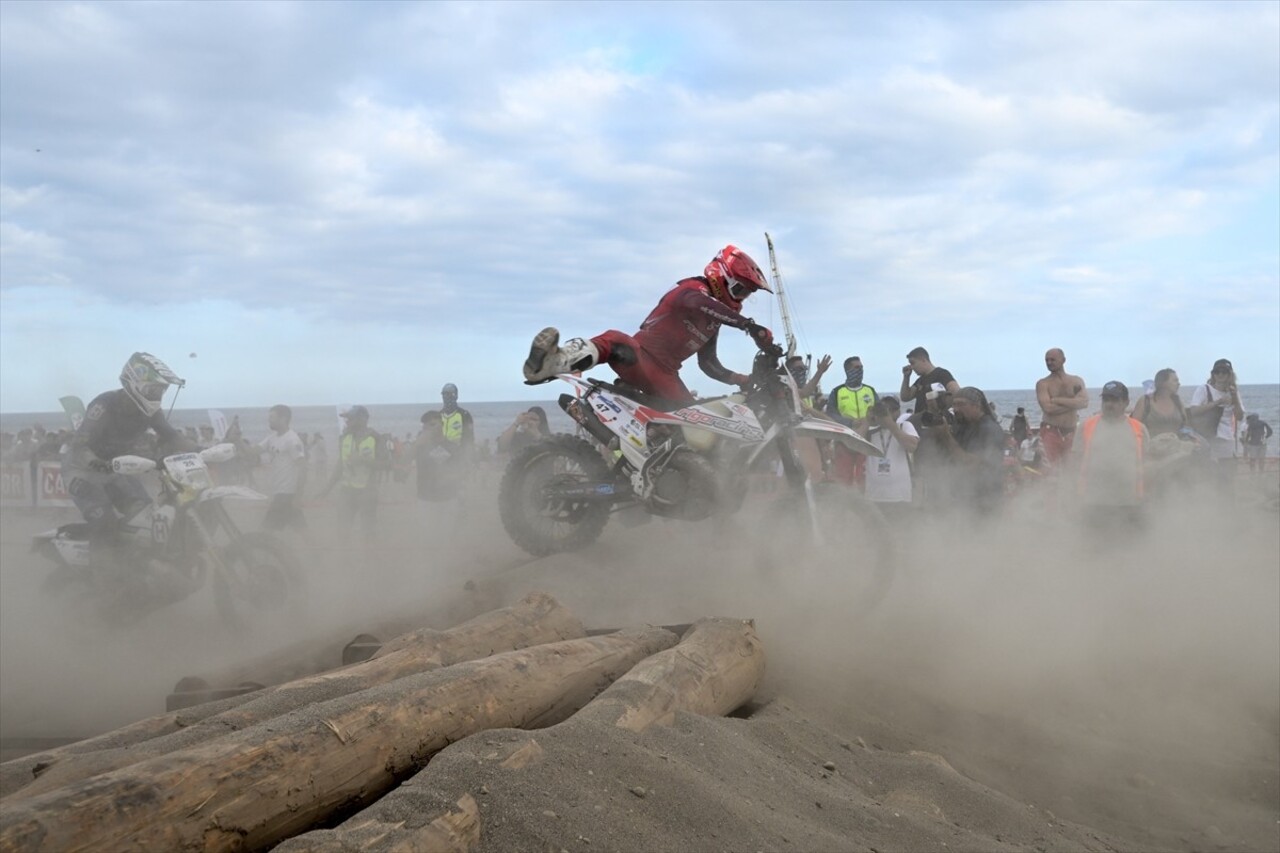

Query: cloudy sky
[1,0,1277,411]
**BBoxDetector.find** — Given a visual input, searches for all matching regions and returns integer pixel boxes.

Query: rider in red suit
[523,245,774,403]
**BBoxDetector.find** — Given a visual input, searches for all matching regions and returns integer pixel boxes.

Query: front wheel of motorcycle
[212,532,299,627]
[500,434,613,557]
[764,483,896,618]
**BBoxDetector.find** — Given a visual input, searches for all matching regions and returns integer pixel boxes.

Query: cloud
[0,1,1276,410]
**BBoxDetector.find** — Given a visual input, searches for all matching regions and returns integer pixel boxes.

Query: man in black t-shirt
[899,346,961,408]
[898,347,962,507]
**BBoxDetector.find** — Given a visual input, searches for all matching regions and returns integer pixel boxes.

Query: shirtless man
[1035,348,1089,467]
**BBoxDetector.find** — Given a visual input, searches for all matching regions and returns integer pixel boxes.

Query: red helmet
[704,245,772,308]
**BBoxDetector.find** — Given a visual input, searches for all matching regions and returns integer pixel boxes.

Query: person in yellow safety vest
[825,356,879,435]
[320,405,379,543]
[439,383,475,455]
[1077,380,1148,530]
[823,356,880,488]
[438,384,476,497]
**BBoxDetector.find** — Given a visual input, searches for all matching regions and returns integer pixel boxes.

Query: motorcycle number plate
[165,453,212,490]
[591,397,620,424]
[165,453,204,474]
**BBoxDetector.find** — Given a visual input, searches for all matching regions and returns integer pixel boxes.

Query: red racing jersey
[633,277,755,384]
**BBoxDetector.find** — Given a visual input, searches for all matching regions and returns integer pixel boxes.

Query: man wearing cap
[1035,348,1089,469]
[1189,359,1246,498]
[321,405,379,544]
[1078,382,1148,527]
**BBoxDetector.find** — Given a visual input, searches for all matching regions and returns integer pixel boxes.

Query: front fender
[199,485,268,502]
[793,418,886,458]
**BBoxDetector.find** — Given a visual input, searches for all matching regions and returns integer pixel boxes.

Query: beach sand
[1,471,1277,851]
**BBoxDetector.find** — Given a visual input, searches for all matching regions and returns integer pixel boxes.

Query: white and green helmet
[120,352,185,416]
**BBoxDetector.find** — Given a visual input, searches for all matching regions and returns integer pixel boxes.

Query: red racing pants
[590,330,694,403]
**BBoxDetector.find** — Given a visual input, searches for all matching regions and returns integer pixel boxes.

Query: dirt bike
[33,443,301,626]
[500,342,895,592]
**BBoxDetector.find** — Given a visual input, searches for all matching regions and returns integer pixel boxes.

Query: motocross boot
[523,327,599,384]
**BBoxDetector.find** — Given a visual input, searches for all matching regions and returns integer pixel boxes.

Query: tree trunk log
[276,618,764,853]
[2,592,583,800]
[0,627,675,853]
[575,617,765,731]
[277,794,480,853]
[2,592,583,801]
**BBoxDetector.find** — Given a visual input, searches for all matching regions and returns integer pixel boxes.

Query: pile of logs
[0,592,765,853]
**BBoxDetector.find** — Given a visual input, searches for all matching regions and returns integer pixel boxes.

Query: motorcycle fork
[776,436,825,546]
[188,502,239,582]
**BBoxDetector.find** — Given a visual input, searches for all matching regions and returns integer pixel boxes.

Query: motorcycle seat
[587,379,689,412]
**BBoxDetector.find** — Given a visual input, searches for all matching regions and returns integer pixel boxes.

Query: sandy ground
[1,471,1277,851]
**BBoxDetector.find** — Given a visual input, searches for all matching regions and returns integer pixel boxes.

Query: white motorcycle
[33,443,300,625]
[500,343,893,574]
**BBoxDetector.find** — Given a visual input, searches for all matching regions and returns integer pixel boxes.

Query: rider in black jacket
[61,353,196,570]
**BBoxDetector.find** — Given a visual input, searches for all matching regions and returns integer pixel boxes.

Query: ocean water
[3,384,1279,456]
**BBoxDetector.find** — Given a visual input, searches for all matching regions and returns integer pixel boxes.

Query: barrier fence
[0,461,74,508]
[0,455,1275,512]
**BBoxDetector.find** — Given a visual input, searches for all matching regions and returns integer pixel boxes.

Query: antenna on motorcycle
[167,383,183,419]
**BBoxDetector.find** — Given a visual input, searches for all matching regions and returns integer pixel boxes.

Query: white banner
[35,461,74,508]
[208,409,229,442]
[0,463,32,507]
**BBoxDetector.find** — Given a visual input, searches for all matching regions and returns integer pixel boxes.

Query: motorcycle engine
[648,451,718,521]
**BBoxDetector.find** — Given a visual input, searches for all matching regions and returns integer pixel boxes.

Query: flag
[59,396,86,431]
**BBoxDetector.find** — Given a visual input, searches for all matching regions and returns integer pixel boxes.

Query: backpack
[1187,385,1224,440]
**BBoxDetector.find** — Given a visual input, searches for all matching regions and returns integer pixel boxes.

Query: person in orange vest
[1078,380,1148,529]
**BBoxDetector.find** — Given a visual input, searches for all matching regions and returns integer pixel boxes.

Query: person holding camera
[498,406,551,456]
[905,383,953,508]
[1188,358,1246,499]
[865,396,918,521]
[934,386,1006,516]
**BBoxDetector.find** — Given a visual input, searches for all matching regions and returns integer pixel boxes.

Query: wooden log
[0,592,582,800]
[276,794,480,853]
[276,617,764,853]
[0,627,676,853]
[574,617,765,731]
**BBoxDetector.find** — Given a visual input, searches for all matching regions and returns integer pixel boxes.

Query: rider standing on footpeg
[522,245,775,403]
[61,352,197,575]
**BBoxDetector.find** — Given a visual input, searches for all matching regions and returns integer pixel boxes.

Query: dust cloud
[2,470,1277,848]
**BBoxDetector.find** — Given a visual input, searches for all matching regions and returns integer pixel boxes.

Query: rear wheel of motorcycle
[500,434,612,556]
[212,532,298,627]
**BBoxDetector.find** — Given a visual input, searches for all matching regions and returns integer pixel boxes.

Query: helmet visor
[139,381,168,402]
[726,276,755,302]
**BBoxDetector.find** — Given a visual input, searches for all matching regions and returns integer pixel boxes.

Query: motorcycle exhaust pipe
[559,393,615,448]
